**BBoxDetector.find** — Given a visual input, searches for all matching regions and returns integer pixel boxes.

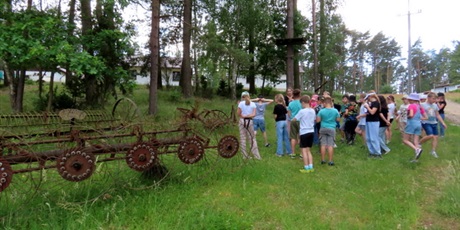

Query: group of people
[236,89,448,173]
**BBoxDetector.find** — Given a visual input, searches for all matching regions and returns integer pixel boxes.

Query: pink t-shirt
[408,104,425,116]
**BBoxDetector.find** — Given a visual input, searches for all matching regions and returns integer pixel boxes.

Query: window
[172,71,180,82]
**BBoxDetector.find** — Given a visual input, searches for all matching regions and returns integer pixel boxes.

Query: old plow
[0,98,240,211]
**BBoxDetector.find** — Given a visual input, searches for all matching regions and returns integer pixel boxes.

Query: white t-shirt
[238,101,256,117]
[294,107,316,135]
[398,104,409,123]
[388,103,396,119]
[358,104,367,126]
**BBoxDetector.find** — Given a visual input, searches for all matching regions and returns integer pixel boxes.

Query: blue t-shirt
[317,107,340,129]
[288,100,302,119]
[294,108,316,135]
[421,102,438,124]
[254,103,269,120]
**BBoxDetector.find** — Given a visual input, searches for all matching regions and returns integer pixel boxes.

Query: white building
[431,83,460,93]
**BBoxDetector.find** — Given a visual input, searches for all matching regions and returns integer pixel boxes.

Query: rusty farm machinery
[0,98,240,214]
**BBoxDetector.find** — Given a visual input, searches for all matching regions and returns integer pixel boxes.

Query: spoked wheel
[112,98,140,127]
[201,110,231,131]
[0,131,48,217]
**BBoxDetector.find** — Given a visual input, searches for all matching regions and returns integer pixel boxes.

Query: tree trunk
[286,0,294,89]
[14,70,26,113]
[318,0,326,93]
[149,0,160,115]
[66,0,76,85]
[47,72,55,112]
[312,0,319,92]
[248,28,256,93]
[181,0,193,98]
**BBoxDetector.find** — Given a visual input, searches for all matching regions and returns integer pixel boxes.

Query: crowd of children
[237,90,448,172]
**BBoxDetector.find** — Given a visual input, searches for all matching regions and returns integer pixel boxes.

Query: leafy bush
[379,84,394,94]
[217,79,229,97]
[33,90,77,111]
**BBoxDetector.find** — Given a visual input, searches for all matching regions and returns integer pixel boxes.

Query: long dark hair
[378,95,388,110]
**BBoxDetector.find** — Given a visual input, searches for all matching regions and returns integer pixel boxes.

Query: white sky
[298,0,460,56]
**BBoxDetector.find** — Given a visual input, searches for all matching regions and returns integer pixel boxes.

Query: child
[395,95,409,134]
[402,93,427,161]
[355,93,367,145]
[316,96,341,166]
[363,92,381,158]
[386,95,396,143]
[288,89,302,158]
[273,94,292,157]
[378,95,391,154]
[292,95,316,173]
[251,95,274,147]
[437,92,447,137]
[419,92,447,158]
[343,95,359,145]
[339,94,350,142]
[237,91,261,160]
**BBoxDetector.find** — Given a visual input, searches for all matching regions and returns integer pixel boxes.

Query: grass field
[0,85,459,229]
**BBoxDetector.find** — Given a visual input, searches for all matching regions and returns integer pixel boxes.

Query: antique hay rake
[0,98,240,205]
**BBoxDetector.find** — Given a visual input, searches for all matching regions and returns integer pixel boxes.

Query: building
[431,83,460,93]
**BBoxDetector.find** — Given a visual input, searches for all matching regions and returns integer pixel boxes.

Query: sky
[297,0,460,56]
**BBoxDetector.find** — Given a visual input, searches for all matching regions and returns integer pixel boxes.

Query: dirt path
[444,99,460,125]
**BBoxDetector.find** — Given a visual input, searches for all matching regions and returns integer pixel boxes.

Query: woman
[364,93,381,157]
[378,95,391,154]
[273,94,292,157]
[402,93,427,161]
[238,91,261,160]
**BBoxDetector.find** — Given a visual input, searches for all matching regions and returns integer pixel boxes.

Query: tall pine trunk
[149,0,160,115]
[181,0,193,98]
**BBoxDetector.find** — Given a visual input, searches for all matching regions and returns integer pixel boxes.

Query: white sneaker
[431,150,439,158]
[415,148,423,160]
[333,144,337,148]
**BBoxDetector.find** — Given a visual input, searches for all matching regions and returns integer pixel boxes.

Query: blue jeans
[439,113,445,136]
[366,121,381,155]
[276,120,292,155]
[379,127,390,152]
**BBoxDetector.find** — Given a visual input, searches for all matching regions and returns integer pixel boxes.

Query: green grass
[0,85,459,229]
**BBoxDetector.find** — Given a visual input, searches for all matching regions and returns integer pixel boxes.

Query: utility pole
[405,0,421,93]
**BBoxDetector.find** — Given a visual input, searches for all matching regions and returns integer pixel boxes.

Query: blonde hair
[242,95,250,105]
[275,94,285,106]
[427,92,437,98]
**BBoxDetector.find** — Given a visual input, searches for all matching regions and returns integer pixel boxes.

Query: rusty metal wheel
[56,148,95,182]
[126,142,157,171]
[0,158,13,193]
[177,137,204,164]
[218,135,239,159]
[202,109,230,131]
[112,97,140,126]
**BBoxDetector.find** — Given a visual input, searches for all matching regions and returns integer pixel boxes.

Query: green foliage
[216,79,230,97]
[1,86,460,229]
[379,84,394,94]
[33,90,76,111]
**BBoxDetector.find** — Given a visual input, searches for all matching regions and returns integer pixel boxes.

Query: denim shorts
[422,123,439,136]
[253,119,266,132]
[405,122,421,135]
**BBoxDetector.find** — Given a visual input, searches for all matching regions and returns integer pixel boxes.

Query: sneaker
[276,154,283,157]
[328,161,335,166]
[299,168,313,173]
[333,144,337,148]
[265,143,271,147]
[415,148,423,160]
[299,154,303,159]
[386,140,390,144]
[289,154,296,159]
[383,149,391,155]
[431,150,439,158]
[321,160,327,165]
